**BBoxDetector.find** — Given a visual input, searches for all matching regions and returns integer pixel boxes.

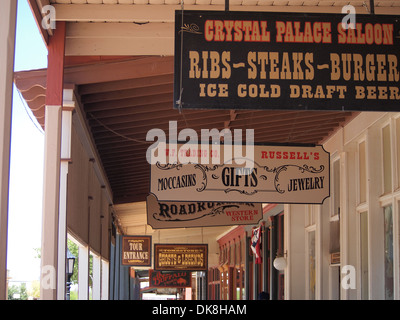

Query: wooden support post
[0,0,17,301]
[40,21,66,300]
[270,216,278,300]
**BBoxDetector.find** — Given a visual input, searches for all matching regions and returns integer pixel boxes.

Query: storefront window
[384,205,394,300]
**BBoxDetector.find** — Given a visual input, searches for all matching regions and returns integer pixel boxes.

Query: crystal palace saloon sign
[174,11,400,111]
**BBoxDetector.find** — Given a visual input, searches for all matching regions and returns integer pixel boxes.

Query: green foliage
[8,283,28,300]
[28,281,40,300]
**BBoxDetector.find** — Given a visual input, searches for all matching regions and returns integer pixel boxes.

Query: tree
[28,281,40,300]
[8,283,28,300]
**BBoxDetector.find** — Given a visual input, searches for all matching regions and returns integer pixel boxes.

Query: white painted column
[101,260,109,300]
[0,0,17,300]
[78,245,89,300]
[283,204,290,300]
[57,88,75,300]
[40,105,63,300]
[339,151,350,300]
[92,254,101,300]
[57,161,68,300]
[366,127,385,299]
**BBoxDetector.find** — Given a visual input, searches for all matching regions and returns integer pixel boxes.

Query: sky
[7,0,48,283]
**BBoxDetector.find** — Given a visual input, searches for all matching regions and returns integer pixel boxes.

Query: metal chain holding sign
[177,0,185,113]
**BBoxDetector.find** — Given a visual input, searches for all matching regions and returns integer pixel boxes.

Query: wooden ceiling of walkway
[21,0,399,204]
[15,55,358,204]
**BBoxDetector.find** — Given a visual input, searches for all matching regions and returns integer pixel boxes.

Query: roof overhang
[14,56,358,205]
[29,0,400,55]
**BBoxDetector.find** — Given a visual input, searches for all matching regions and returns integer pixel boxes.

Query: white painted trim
[0,0,16,300]
[101,259,109,300]
[78,245,89,300]
[57,161,69,300]
[41,104,63,300]
[284,204,290,300]
[92,253,101,300]
[57,99,74,300]
[53,4,400,24]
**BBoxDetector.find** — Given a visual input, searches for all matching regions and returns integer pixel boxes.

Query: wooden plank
[66,36,174,56]
[81,83,173,104]
[53,4,400,24]
[46,21,66,106]
[28,0,49,46]
[66,22,174,39]
[79,73,173,95]
[85,93,173,115]
[89,108,229,127]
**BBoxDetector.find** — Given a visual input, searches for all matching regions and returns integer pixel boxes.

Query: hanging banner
[154,244,208,271]
[147,193,263,229]
[150,143,330,204]
[149,270,192,288]
[174,10,400,112]
[121,236,152,266]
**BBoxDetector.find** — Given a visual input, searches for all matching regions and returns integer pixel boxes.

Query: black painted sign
[174,11,400,111]
[154,244,208,271]
[149,270,192,288]
[147,193,263,229]
[122,236,152,266]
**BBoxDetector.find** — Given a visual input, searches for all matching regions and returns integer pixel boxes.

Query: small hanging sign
[150,143,330,204]
[149,270,192,288]
[121,236,152,267]
[154,244,208,271]
[147,193,263,229]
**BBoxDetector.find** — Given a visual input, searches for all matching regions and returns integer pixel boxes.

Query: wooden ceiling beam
[89,110,230,128]
[79,73,173,95]
[81,83,173,105]
[93,118,343,146]
[90,110,294,135]
[86,96,173,117]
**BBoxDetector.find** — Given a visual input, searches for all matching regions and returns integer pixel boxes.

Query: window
[382,125,392,194]
[383,205,394,300]
[208,268,220,300]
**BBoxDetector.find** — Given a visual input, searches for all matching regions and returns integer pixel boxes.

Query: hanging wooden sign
[174,10,400,112]
[154,244,208,271]
[150,143,330,204]
[121,236,152,266]
[149,270,192,288]
[147,193,263,229]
